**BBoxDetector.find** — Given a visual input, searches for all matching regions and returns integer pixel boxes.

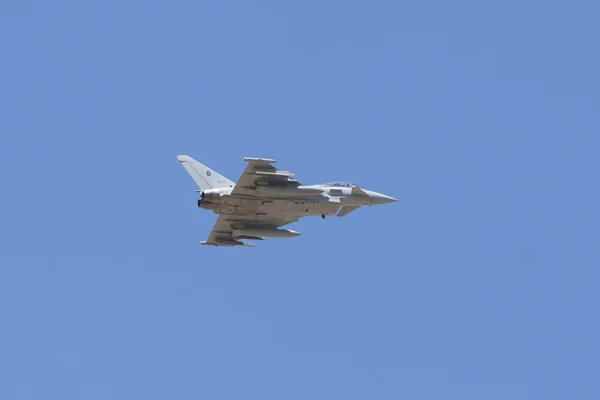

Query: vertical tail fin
[176,155,235,190]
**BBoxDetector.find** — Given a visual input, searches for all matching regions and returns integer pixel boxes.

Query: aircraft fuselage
[198,184,395,218]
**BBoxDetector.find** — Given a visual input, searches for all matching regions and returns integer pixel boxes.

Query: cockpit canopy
[317,181,355,188]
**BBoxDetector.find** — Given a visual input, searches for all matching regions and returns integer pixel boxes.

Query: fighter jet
[177,155,397,247]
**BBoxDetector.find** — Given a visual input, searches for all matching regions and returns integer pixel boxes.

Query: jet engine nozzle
[201,188,222,199]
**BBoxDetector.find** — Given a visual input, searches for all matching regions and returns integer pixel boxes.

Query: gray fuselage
[198,184,395,218]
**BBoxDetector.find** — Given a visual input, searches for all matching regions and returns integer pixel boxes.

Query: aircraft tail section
[177,155,235,190]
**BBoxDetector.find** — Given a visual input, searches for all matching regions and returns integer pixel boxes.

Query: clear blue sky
[1,1,599,399]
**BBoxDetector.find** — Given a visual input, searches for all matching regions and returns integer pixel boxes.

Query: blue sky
[1,1,599,399]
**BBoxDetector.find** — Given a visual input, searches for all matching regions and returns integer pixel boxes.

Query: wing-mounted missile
[232,228,300,239]
[200,240,255,247]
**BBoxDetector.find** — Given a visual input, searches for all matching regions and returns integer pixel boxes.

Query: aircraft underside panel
[200,197,341,218]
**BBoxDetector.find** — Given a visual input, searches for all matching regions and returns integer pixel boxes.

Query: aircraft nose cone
[369,191,397,205]
[379,194,397,204]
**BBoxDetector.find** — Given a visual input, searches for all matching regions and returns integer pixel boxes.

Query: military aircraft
[177,155,397,247]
